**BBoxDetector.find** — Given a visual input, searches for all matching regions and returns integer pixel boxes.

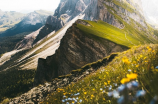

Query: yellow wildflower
[84,92,87,95]
[122,57,130,64]
[121,78,130,84]
[136,65,139,68]
[92,88,95,91]
[126,73,138,80]
[108,81,111,84]
[63,92,66,95]
[91,94,94,98]
[147,46,152,51]
[147,46,150,49]
[148,48,152,51]
[104,82,107,85]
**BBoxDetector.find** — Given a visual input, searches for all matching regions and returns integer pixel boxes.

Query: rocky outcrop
[9,53,118,104]
[34,20,128,85]
[45,16,65,31]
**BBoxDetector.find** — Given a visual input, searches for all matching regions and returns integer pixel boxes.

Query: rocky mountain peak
[45,15,65,31]
[48,0,91,25]
[34,0,92,45]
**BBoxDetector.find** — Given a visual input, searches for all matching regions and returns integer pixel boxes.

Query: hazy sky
[141,0,158,25]
[0,0,60,13]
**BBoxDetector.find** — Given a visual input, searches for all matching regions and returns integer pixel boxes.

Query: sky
[141,0,158,26]
[0,0,60,13]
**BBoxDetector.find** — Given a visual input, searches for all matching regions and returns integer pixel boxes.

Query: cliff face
[34,20,128,85]
[83,0,146,28]
[54,0,91,20]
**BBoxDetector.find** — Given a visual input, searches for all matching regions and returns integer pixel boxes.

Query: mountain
[0,10,53,37]
[1,0,158,103]
[34,0,158,85]
[0,10,24,33]
[30,0,91,46]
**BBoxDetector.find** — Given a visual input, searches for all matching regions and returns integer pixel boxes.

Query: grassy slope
[77,20,158,48]
[44,44,158,104]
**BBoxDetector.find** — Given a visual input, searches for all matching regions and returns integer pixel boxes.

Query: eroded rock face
[34,20,128,85]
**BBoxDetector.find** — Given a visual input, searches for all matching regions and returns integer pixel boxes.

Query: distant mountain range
[0,10,53,55]
[0,10,53,37]
[0,10,24,33]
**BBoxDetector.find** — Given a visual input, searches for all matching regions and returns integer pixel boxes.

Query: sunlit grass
[77,20,157,48]
[43,44,158,104]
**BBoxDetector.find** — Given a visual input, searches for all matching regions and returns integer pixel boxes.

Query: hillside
[5,44,158,104]
[42,44,158,104]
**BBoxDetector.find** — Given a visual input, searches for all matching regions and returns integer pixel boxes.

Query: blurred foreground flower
[136,90,146,98]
